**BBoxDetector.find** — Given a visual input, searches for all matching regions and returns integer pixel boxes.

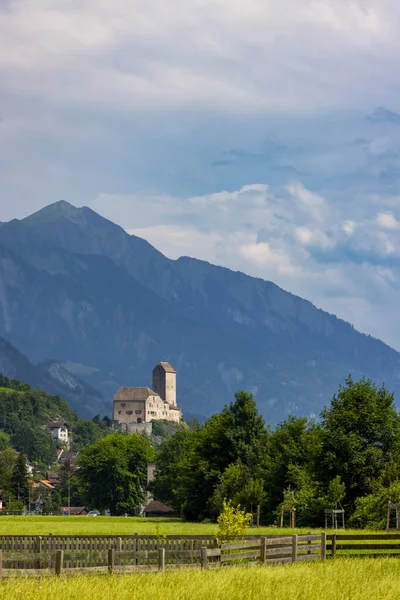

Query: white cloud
[286,183,327,221]
[127,224,223,261]
[342,221,357,236]
[2,0,400,116]
[376,211,400,230]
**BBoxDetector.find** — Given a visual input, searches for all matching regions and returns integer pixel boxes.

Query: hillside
[0,371,113,463]
[0,201,400,423]
[0,336,107,419]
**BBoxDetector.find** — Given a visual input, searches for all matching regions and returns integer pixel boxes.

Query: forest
[149,376,400,529]
[1,373,400,528]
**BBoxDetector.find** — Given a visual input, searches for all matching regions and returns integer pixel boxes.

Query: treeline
[0,374,111,464]
[150,376,400,529]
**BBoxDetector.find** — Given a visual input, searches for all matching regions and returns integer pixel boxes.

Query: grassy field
[0,515,389,539]
[0,559,399,599]
[0,515,332,537]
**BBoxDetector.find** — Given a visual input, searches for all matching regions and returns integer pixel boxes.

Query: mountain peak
[22,200,81,225]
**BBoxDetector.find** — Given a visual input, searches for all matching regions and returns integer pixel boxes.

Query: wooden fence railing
[327,533,400,558]
[0,533,326,576]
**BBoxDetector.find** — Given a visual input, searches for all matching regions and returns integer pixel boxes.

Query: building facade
[47,420,69,446]
[113,362,181,429]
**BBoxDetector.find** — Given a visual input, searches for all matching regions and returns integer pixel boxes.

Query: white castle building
[113,362,181,433]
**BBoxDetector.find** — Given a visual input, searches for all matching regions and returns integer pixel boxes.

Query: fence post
[158,548,165,572]
[35,536,42,569]
[260,537,267,565]
[331,533,337,558]
[0,550,2,577]
[307,532,312,556]
[256,505,260,528]
[55,550,64,576]
[292,534,298,563]
[134,533,139,566]
[108,548,115,573]
[201,546,208,569]
[321,532,327,561]
[116,537,122,552]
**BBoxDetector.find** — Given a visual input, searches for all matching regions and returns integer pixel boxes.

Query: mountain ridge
[0,201,399,423]
[0,336,106,418]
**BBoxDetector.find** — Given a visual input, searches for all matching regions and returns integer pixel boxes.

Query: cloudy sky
[1,0,400,350]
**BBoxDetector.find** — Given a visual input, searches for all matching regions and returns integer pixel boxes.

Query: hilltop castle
[113,362,181,433]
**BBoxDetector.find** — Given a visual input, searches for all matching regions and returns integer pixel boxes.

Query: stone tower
[152,362,176,406]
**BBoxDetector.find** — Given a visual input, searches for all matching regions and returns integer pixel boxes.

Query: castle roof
[114,387,158,401]
[156,362,176,373]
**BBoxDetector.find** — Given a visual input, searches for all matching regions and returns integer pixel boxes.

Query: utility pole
[68,482,71,516]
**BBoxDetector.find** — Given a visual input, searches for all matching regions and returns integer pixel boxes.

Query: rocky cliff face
[0,201,399,423]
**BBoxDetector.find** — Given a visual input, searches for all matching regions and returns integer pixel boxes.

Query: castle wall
[116,422,153,436]
[113,399,147,424]
[152,365,176,406]
[113,394,180,424]
[164,371,176,406]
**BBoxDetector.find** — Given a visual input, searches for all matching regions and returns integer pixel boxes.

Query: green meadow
[0,515,365,537]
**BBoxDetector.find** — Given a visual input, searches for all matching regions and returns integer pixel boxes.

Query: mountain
[0,336,106,418]
[0,200,400,423]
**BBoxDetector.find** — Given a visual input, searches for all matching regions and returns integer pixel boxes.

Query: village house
[113,362,181,433]
[56,449,78,465]
[47,420,69,446]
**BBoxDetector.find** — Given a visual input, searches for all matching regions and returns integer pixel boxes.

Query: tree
[264,416,322,523]
[76,433,155,515]
[149,427,194,516]
[151,391,269,521]
[0,448,17,495]
[0,430,10,451]
[10,452,29,503]
[71,419,109,450]
[320,375,400,509]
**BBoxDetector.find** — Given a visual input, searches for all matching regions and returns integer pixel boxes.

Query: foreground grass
[0,559,399,600]
[0,516,383,538]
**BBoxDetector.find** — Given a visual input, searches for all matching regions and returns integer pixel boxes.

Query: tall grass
[0,559,399,599]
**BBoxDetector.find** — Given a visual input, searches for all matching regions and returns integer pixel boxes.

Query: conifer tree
[10,452,29,504]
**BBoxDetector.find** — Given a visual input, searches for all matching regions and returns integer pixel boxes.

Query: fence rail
[0,533,326,577]
[327,533,400,557]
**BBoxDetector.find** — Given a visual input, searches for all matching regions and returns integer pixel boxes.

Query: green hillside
[0,374,110,464]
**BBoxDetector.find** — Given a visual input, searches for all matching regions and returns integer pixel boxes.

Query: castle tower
[152,362,176,406]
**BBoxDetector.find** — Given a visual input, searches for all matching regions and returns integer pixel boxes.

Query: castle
[113,362,181,433]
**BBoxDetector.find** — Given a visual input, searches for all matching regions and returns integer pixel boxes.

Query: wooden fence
[0,533,326,576]
[327,533,400,558]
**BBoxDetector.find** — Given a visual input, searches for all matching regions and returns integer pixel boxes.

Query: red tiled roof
[39,480,56,490]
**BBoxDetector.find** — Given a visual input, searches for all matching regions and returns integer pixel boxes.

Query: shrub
[217,499,251,542]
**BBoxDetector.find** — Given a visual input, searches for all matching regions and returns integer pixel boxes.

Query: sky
[1,0,400,350]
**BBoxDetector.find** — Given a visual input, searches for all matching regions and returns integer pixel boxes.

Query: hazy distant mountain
[0,336,106,418]
[0,200,399,424]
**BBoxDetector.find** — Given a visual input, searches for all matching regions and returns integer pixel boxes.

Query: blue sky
[1,0,400,350]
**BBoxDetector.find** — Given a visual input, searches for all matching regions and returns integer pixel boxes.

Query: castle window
[126,411,133,415]
[118,411,122,415]
[135,410,142,415]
